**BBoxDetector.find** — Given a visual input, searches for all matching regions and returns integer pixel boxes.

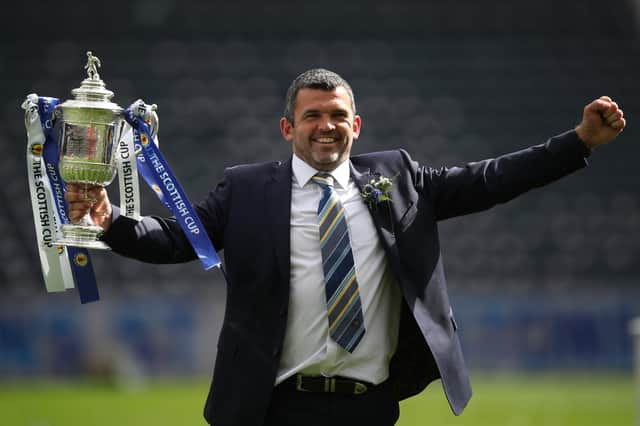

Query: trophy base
[56,224,111,250]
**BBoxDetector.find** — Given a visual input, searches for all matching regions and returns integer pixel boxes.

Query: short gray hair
[283,68,356,124]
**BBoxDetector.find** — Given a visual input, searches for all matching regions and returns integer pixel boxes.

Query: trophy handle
[130,99,159,144]
[146,104,159,142]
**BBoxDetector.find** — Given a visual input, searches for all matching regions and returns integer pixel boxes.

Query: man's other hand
[575,96,626,150]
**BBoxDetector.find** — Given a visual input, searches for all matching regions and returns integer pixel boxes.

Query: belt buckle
[295,375,368,395]
[325,377,336,392]
[295,375,336,392]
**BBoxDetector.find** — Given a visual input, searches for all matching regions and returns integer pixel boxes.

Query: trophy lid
[59,51,122,113]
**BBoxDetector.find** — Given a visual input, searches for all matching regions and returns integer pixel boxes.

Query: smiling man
[66,68,625,426]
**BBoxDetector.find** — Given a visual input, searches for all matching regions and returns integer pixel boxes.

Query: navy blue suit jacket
[103,130,589,426]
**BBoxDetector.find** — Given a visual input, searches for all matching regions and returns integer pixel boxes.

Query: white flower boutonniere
[361,174,395,209]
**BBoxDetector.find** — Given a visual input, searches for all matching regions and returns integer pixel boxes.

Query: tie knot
[311,173,334,188]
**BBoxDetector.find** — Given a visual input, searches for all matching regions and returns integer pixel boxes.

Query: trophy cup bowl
[54,51,125,250]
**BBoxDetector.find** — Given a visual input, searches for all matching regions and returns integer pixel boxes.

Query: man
[66,69,625,426]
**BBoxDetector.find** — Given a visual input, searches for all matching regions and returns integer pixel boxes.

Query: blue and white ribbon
[23,94,100,303]
[125,100,220,270]
[23,94,73,293]
[116,125,141,220]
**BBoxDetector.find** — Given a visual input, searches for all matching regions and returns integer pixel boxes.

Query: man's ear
[352,115,362,140]
[280,117,294,142]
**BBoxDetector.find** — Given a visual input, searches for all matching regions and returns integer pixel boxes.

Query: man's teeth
[316,138,336,143]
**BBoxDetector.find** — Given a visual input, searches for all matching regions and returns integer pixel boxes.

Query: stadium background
[1,0,639,424]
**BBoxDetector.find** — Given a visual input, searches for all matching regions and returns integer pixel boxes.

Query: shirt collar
[292,154,351,189]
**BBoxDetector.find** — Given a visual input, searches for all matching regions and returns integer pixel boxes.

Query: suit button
[279,307,287,317]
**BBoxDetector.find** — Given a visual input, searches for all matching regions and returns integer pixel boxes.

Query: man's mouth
[313,136,340,144]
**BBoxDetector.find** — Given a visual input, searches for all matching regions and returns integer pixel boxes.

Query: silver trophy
[54,51,125,250]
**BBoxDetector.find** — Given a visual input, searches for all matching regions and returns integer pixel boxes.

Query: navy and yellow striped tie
[311,173,365,353]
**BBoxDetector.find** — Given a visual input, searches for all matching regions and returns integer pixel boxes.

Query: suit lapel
[265,159,292,284]
[350,160,406,292]
[350,162,397,247]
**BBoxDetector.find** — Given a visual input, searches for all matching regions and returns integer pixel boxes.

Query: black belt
[280,374,370,395]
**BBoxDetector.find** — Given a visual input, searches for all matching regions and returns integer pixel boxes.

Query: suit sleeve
[101,169,231,263]
[412,130,591,221]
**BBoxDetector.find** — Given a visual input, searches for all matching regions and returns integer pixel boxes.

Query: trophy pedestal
[57,224,111,250]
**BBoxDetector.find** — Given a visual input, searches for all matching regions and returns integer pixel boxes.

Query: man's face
[280,87,361,171]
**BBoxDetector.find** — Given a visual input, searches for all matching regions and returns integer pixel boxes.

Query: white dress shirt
[275,154,402,385]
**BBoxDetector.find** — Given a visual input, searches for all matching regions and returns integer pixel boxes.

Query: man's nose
[317,115,336,131]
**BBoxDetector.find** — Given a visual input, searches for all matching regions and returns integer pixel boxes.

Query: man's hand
[64,184,113,231]
[575,96,626,150]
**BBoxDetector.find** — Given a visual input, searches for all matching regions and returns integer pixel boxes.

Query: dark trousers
[264,379,399,426]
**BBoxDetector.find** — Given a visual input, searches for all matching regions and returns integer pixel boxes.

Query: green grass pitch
[0,373,633,425]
